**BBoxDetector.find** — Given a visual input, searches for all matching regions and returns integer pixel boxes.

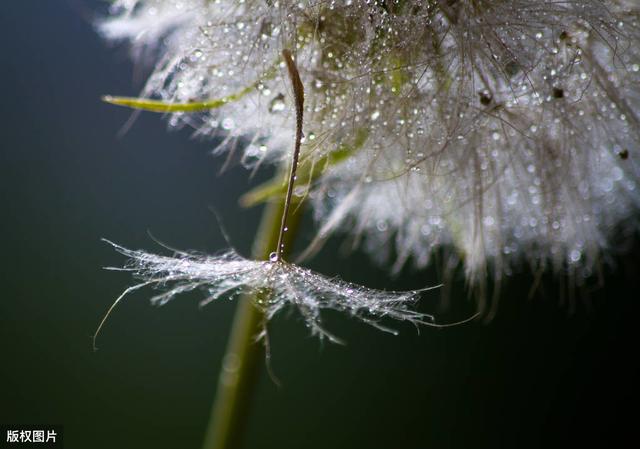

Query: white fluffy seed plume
[94,240,438,347]
[100,1,640,298]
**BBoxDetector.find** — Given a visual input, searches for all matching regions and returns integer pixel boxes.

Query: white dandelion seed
[94,49,450,349]
[99,1,640,310]
[95,239,438,347]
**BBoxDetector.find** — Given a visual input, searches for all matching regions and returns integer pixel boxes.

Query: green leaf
[102,63,280,113]
[240,128,370,208]
[240,179,286,208]
[101,86,253,113]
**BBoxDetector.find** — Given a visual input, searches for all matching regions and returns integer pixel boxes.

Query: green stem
[204,49,305,449]
[201,188,304,449]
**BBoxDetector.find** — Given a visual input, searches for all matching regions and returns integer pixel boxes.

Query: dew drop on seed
[222,118,235,130]
[269,94,286,113]
[570,250,582,263]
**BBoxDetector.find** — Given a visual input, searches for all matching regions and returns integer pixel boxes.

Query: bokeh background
[1,2,639,448]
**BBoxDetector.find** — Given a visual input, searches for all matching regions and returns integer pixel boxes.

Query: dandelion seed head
[101,1,640,287]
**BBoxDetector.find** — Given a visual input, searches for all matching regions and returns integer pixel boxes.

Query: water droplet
[269,93,286,113]
[370,110,380,121]
[376,220,388,232]
[269,252,279,262]
[222,118,235,130]
[569,250,581,263]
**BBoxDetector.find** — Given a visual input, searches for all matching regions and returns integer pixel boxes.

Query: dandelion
[97,3,640,448]
[100,0,640,304]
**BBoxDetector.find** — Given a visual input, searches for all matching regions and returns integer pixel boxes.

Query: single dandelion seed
[94,49,446,349]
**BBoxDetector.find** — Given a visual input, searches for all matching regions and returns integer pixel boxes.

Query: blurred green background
[1,2,639,448]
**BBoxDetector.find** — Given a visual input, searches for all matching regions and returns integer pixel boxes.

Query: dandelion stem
[202,192,303,449]
[202,49,305,449]
[275,49,304,262]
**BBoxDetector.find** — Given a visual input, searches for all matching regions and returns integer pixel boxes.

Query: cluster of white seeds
[100,1,640,317]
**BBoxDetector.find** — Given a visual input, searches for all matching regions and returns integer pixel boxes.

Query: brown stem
[275,49,305,261]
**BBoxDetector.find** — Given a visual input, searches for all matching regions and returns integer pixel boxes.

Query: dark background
[1,2,638,448]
